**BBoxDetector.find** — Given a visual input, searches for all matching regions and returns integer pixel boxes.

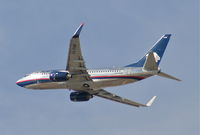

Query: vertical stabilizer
[126,34,171,67]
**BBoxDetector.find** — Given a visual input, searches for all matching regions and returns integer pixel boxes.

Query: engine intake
[70,92,93,102]
[50,71,70,82]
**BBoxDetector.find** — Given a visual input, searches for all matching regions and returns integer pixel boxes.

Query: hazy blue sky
[0,0,199,135]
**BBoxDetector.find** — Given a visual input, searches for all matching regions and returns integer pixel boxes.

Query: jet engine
[70,92,93,102]
[49,71,71,82]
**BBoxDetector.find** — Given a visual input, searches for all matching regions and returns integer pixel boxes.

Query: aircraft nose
[16,79,23,87]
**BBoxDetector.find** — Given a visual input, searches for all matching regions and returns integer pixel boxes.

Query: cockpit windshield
[24,74,30,77]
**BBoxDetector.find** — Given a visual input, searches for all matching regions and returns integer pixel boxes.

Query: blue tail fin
[125,34,171,67]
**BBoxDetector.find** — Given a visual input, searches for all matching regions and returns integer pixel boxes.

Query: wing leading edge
[93,89,157,107]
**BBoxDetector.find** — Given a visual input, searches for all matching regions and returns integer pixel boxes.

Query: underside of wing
[93,89,156,107]
[66,24,92,81]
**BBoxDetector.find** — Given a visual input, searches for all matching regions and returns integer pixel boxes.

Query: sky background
[0,0,199,135]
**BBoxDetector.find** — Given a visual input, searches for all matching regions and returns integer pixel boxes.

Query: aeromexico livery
[16,24,181,107]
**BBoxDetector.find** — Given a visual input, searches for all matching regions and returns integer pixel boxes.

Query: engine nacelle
[70,92,93,102]
[49,71,70,82]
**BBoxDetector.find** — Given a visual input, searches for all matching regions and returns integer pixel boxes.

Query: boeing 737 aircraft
[16,24,181,107]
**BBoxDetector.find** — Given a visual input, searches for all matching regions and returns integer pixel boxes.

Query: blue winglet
[72,23,84,38]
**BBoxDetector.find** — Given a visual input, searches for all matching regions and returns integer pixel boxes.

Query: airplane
[16,24,181,107]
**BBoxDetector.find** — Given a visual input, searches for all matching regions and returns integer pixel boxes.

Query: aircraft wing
[66,24,92,81]
[93,89,156,107]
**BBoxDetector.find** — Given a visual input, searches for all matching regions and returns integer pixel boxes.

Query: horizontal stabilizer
[157,72,181,81]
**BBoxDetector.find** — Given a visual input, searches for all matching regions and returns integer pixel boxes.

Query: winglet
[72,23,84,38]
[146,96,157,107]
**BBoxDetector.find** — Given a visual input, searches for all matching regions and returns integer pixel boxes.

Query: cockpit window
[24,74,30,77]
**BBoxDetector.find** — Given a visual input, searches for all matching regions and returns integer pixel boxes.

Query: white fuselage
[16,67,152,91]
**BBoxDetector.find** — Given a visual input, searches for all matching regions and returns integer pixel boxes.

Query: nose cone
[16,79,24,87]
